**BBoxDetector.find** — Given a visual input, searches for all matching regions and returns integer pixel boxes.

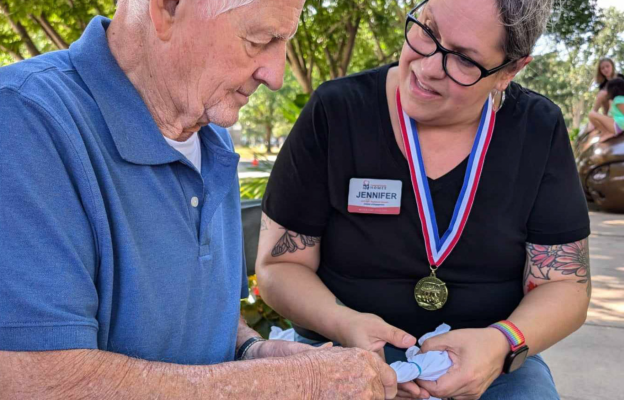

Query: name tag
[348,178,402,215]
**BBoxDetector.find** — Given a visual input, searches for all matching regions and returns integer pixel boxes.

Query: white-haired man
[0,0,398,398]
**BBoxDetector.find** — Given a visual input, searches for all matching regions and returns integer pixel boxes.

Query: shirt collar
[69,16,183,166]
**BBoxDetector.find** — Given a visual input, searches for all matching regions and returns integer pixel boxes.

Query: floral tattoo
[524,239,591,297]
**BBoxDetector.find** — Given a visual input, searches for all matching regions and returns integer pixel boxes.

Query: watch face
[507,347,529,373]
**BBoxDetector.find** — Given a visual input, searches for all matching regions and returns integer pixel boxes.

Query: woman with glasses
[257,0,590,398]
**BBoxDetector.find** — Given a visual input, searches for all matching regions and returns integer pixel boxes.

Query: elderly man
[0,0,399,398]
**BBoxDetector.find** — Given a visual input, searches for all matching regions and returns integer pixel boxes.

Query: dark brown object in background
[575,129,624,213]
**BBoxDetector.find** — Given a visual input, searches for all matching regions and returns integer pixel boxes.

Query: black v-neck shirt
[263,63,590,339]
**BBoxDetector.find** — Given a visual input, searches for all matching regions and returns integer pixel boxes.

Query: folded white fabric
[269,324,452,400]
[269,326,296,341]
[390,323,453,383]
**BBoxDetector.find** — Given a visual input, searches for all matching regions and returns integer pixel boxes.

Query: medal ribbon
[396,88,496,267]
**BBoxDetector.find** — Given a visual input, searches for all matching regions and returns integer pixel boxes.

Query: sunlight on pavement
[603,220,624,226]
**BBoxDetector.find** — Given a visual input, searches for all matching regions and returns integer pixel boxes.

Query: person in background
[589,78,624,142]
[592,58,624,115]
[0,0,398,398]
[256,0,591,399]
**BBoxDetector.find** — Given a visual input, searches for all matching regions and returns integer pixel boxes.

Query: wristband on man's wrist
[236,336,266,361]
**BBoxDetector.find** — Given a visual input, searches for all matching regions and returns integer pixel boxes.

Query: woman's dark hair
[606,78,624,100]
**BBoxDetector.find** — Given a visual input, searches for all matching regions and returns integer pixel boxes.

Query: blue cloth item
[0,16,248,365]
[294,334,558,398]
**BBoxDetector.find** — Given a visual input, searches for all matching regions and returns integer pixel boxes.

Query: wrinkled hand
[337,312,430,399]
[298,346,398,399]
[245,339,328,360]
[416,328,510,400]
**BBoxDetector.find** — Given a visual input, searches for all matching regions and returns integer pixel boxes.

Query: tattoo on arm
[271,229,321,257]
[260,219,268,231]
[525,239,591,297]
[336,297,345,307]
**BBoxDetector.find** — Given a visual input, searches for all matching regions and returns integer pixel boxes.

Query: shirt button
[191,196,199,208]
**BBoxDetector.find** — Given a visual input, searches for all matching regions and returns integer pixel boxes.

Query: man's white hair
[123,0,257,22]
[201,0,257,18]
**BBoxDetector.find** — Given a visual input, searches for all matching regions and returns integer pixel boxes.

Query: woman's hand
[336,312,431,399]
[416,328,509,400]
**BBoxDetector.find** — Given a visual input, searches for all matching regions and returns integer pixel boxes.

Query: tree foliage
[0,0,115,64]
[0,0,615,134]
[517,7,624,129]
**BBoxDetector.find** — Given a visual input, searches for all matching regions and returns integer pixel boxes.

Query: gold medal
[397,89,494,312]
[414,267,448,311]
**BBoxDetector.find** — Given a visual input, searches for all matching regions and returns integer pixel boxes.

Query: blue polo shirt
[0,16,248,365]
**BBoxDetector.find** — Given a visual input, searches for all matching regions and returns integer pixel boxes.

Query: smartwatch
[489,320,529,374]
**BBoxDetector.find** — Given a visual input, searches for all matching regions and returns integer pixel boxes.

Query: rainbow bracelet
[489,320,526,351]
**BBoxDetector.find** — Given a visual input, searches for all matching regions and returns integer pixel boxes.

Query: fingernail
[403,335,416,345]
[320,342,333,349]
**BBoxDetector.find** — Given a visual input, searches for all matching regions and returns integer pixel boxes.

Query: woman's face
[600,61,614,79]
[398,0,517,126]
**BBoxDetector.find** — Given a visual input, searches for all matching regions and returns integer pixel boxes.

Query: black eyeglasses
[405,0,518,87]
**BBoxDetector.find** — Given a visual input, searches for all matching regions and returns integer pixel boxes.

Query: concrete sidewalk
[542,208,624,399]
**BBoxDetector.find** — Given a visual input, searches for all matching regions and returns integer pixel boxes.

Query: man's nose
[253,43,287,91]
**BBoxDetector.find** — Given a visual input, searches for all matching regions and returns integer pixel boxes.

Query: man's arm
[0,344,398,400]
[0,348,300,400]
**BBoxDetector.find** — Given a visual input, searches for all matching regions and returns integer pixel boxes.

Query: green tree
[517,7,624,129]
[0,0,115,65]
[287,0,412,94]
[238,68,300,154]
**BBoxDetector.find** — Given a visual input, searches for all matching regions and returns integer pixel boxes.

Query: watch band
[236,336,266,361]
[489,320,526,351]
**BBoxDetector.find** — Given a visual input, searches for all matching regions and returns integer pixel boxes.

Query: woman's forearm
[257,261,358,343]
[508,280,589,355]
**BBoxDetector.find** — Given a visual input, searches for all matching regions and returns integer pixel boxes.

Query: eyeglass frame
[405,0,521,87]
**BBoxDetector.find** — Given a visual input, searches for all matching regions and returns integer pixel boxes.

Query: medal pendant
[414,270,448,311]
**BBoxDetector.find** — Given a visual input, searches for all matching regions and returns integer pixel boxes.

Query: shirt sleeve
[526,110,591,245]
[262,91,331,237]
[0,89,99,351]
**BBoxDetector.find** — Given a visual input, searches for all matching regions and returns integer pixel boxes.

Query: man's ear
[495,55,533,92]
[149,0,180,41]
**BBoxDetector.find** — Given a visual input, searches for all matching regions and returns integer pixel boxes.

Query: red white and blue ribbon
[396,89,496,267]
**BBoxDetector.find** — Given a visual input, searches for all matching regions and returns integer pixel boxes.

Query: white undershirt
[164,132,202,172]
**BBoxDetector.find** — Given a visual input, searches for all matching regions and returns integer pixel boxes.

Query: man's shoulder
[0,51,75,94]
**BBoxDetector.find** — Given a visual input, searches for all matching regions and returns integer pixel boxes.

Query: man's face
[161,0,303,130]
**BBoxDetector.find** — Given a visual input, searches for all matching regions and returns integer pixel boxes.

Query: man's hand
[299,346,398,400]
[335,312,430,399]
[416,328,509,400]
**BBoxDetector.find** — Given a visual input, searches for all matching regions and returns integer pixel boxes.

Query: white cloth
[269,324,453,400]
[390,323,453,400]
[164,132,202,171]
[269,326,296,341]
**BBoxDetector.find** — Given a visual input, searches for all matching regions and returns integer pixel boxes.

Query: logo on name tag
[348,178,402,215]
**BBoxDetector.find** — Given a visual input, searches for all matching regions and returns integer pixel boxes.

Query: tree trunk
[31,13,69,50]
[339,17,360,77]
[287,41,314,94]
[572,97,584,129]
[0,1,41,57]
[0,43,24,61]
[265,123,273,154]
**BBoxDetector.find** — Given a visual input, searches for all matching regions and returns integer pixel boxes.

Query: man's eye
[248,40,269,49]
